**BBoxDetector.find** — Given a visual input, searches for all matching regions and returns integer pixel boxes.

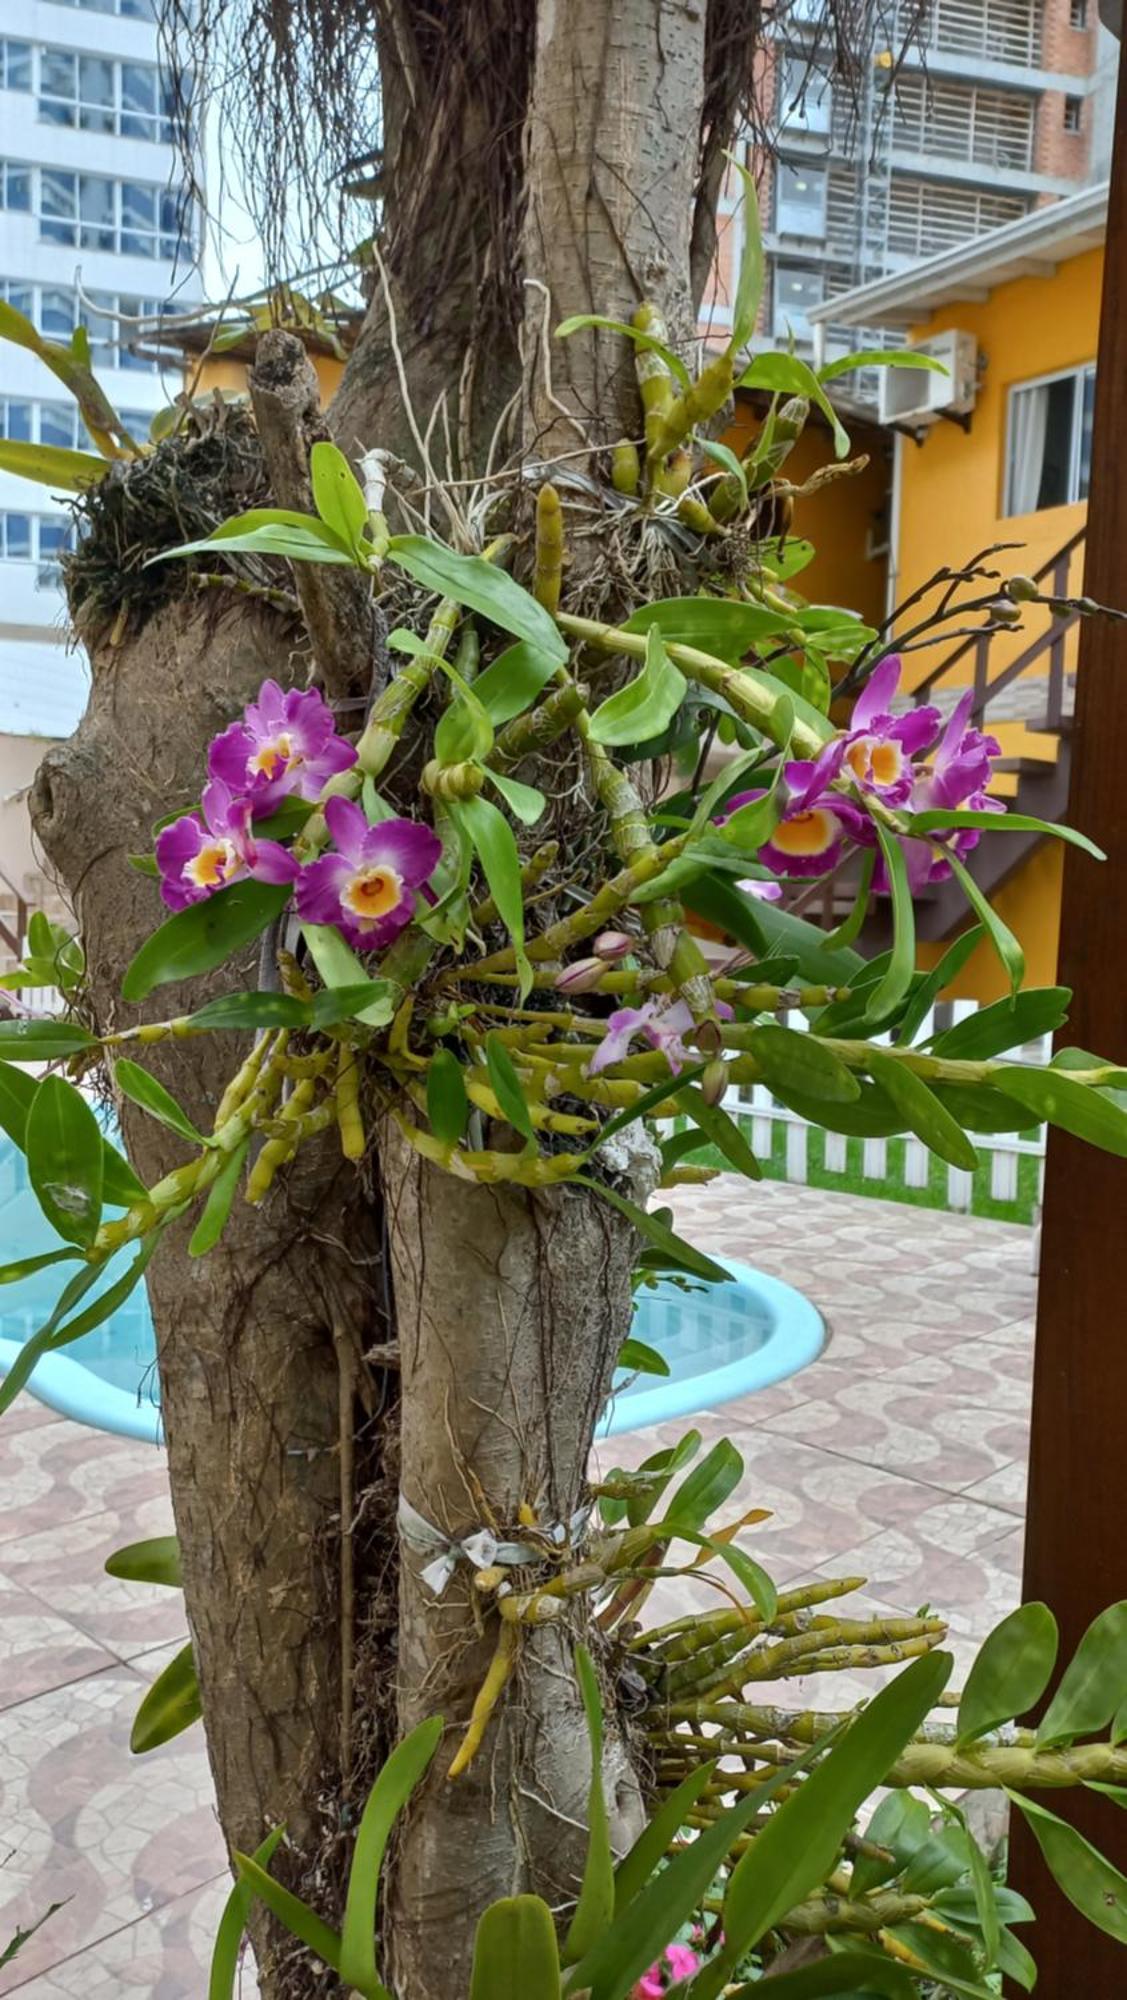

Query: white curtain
[1008,384,1049,515]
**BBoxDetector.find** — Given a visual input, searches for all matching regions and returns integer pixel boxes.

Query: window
[1005,365,1096,515]
[0,401,34,442]
[778,56,833,136]
[0,160,31,212]
[774,263,824,340]
[0,162,194,257]
[0,515,32,561]
[37,47,174,141]
[774,161,827,237]
[1069,0,1088,25]
[1063,95,1082,133]
[0,39,32,90]
[50,0,156,17]
[0,280,175,373]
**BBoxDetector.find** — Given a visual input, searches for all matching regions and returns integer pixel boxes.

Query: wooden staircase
[785,526,1085,949]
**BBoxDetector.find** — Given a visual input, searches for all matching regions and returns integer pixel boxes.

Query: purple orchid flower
[880,691,1005,892]
[588,997,733,1077]
[209,679,357,814]
[295,796,442,950]
[737,877,783,902]
[156,780,298,913]
[790,655,941,808]
[714,780,864,882]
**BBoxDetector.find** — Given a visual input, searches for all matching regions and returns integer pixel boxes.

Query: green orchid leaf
[864,1051,979,1171]
[748,1024,860,1105]
[122,882,293,1003]
[484,1034,535,1141]
[26,1075,104,1246]
[0,1019,98,1061]
[0,438,110,490]
[427,1049,470,1145]
[576,1178,728,1285]
[339,1716,443,1992]
[993,1064,1127,1157]
[115,1058,207,1147]
[130,1641,202,1753]
[675,1083,762,1179]
[908,807,1105,862]
[1037,1601,1127,1747]
[387,537,566,663]
[929,986,1072,1060]
[309,440,369,554]
[208,1826,287,2000]
[588,627,687,748]
[947,852,1025,994]
[866,826,916,1024]
[563,1648,615,1965]
[616,1337,670,1378]
[1009,1793,1127,1946]
[471,1896,561,2000]
[105,1535,182,1588]
[555,314,691,389]
[957,1601,1058,1748]
[189,1140,250,1257]
[484,769,546,825]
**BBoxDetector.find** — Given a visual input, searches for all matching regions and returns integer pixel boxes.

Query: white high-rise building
[0,0,201,928]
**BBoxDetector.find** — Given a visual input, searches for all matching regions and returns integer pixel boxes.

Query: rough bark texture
[24,4,758,1989]
[521,0,706,450]
[30,596,387,1990]
[382,1126,646,2000]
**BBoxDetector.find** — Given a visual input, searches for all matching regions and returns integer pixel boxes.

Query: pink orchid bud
[555,957,607,995]
[700,1058,729,1106]
[593,930,634,962]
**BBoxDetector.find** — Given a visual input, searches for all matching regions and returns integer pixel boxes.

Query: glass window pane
[775,162,827,237]
[40,405,77,449]
[780,58,832,134]
[41,288,75,336]
[81,295,116,360]
[4,165,31,212]
[1077,367,1095,501]
[78,54,115,132]
[4,402,33,441]
[1007,375,1078,514]
[40,170,77,243]
[38,519,72,557]
[4,514,32,559]
[773,264,823,340]
[121,182,156,255]
[40,48,77,123]
[79,175,115,250]
[122,63,156,114]
[4,42,33,90]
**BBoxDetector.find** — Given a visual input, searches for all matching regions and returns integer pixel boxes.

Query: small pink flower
[631,1942,701,1997]
[588,998,732,1077]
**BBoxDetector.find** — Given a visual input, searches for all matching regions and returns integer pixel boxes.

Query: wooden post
[1009,40,1127,1993]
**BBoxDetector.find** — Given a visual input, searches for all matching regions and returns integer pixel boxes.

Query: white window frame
[1003,362,1097,517]
[0,512,77,584]
[0,280,171,373]
[0,38,32,91]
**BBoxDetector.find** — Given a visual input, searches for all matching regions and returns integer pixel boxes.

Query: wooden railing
[0,868,29,961]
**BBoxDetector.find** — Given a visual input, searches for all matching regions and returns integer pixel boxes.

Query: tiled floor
[0,1179,1035,1993]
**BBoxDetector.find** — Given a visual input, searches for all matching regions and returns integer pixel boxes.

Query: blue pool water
[0,1138,823,1442]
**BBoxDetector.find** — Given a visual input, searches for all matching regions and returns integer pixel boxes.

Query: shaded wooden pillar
[1009,34,1127,1993]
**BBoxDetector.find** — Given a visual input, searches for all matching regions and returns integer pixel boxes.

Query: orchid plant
[2,291,1127,1996]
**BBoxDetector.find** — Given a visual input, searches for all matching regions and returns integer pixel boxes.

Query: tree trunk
[383,1128,647,1999]
[27,3,756,1990]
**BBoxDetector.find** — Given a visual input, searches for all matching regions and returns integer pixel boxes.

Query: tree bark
[382,1126,646,2000]
[30,595,388,1993]
[25,4,756,1990]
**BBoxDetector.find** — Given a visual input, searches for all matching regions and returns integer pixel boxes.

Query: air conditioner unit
[878,328,978,427]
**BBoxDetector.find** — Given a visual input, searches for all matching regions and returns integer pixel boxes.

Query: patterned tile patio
[0,1178,1035,1994]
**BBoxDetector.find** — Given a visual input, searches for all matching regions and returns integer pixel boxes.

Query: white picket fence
[711,999,1049,1224]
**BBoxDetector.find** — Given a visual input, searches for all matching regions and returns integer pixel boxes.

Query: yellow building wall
[194,351,345,402]
[891,247,1101,999]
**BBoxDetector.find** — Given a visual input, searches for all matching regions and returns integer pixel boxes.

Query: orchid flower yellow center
[249,731,297,780]
[343,864,404,925]
[845,736,903,788]
[185,839,238,889]
[772,809,839,857]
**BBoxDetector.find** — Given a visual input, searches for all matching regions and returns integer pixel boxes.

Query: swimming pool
[0,1139,823,1442]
